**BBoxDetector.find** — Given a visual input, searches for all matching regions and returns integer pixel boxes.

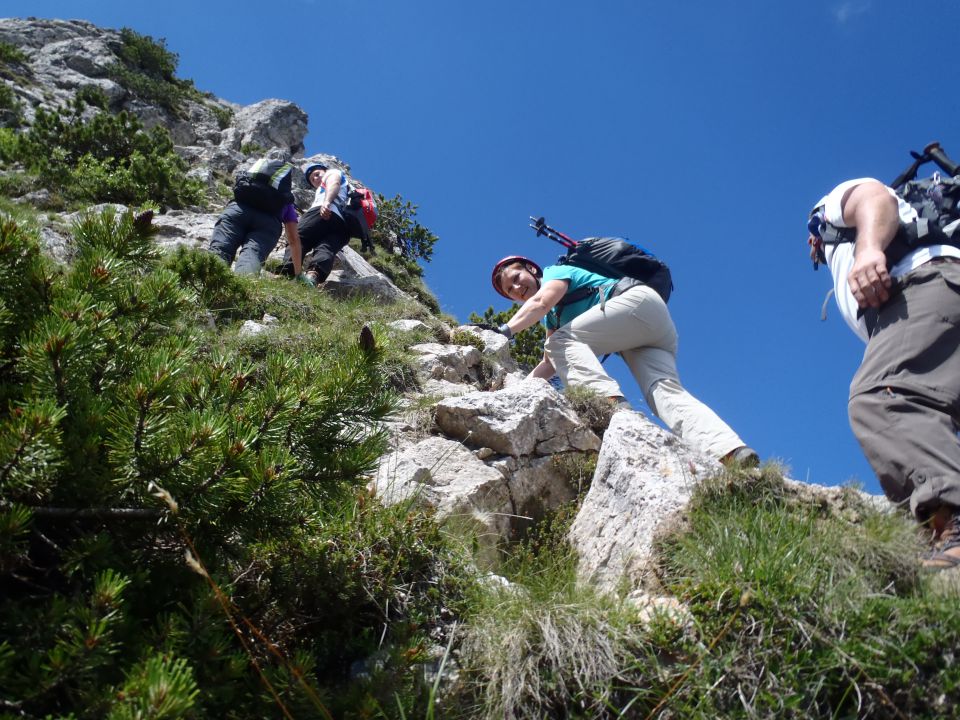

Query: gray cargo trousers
[848,258,960,519]
[208,201,282,275]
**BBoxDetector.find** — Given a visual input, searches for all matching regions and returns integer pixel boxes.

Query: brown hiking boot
[921,506,960,571]
[720,446,760,468]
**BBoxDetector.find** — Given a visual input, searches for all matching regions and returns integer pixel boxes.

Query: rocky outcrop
[568,410,719,592]
[374,378,598,567]
[0,17,305,176]
[226,99,308,158]
[322,246,408,303]
[2,17,890,609]
[435,379,599,457]
[0,19,123,122]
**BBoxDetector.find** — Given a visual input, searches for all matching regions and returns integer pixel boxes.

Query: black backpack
[232,159,295,217]
[816,143,960,267]
[558,237,674,303]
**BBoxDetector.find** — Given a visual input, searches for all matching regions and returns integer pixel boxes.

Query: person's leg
[546,286,747,459]
[233,211,281,276]
[543,288,661,398]
[643,374,747,459]
[302,215,349,282]
[848,262,960,520]
[279,208,323,276]
[208,202,247,266]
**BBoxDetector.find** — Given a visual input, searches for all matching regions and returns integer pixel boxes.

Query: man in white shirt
[810,177,960,569]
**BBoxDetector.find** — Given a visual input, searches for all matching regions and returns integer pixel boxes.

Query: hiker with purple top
[209,158,302,277]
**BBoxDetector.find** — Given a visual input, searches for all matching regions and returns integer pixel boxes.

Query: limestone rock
[568,410,720,593]
[435,379,600,457]
[389,319,431,333]
[410,342,482,385]
[456,324,518,374]
[229,99,308,157]
[150,211,219,253]
[373,436,581,565]
[238,320,269,338]
[321,246,408,302]
[421,379,477,399]
[373,437,512,566]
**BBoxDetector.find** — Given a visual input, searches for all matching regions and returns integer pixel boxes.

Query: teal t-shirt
[542,264,617,331]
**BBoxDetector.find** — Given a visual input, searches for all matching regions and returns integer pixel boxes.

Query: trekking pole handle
[529,216,576,248]
[529,222,572,248]
[924,142,960,178]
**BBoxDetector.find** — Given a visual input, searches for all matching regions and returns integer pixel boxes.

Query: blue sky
[7,0,960,495]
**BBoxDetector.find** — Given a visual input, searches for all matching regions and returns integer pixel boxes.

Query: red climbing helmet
[491,255,542,299]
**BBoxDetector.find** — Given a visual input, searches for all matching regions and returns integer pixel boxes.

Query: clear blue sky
[8,0,960,495]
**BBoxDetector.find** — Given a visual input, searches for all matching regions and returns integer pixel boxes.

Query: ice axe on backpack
[529,216,577,248]
[891,142,960,191]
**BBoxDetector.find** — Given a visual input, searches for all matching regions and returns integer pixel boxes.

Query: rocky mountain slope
[7,17,959,720]
[0,14,882,598]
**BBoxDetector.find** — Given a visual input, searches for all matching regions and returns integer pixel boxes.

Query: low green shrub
[369,194,438,263]
[239,141,265,156]
[449,328,485,350]
[0,127,20,162]
[0,41,27,67]
[0,210,472,718]
[75,84,110,109]
[635,467,958,718]
[12,100,204,209]
[208,102,233,130]
[457,500,643,719]
[161,245,257,322]
[106,28,202,117]
[0,83,22,128]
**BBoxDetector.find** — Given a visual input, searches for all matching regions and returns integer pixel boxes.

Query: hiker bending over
[808,167,960,569]
[209,158,302,277]
[279,161,350,286]
[490,255,757,465]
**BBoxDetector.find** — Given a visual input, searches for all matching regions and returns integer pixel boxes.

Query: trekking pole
[539,217,578,246]
[925,142,960,178]
[528,216,577,248]
[891,142,960,191]
[890,149,929,191]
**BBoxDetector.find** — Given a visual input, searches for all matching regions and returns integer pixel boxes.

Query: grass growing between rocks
[451,465,960,719]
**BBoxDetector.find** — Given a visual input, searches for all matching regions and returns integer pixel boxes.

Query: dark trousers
[208,201,281,275]
[848,260,960,520]
[280,209,348,281]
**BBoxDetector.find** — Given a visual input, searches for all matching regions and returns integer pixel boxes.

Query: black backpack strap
[820,223,856,246]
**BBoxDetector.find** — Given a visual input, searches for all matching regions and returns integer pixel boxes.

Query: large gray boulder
[321,246,408,303]
[228,99,308,157]
[435,379,600,457]
[568,410,721,593]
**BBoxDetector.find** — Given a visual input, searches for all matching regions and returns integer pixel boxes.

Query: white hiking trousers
[544,285,745,459]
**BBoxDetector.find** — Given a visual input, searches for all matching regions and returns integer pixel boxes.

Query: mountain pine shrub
[10,99,204,209]
[0,210,472,718]
[369,195,438,263]
[107,28,202,117]
[0,42,27,67]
